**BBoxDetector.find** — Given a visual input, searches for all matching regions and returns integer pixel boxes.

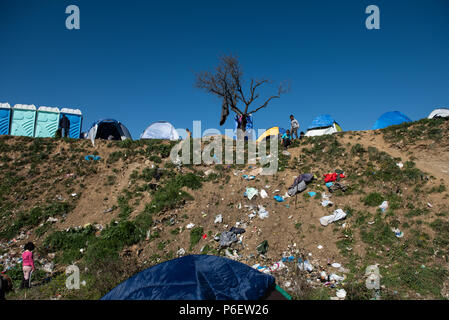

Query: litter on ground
[320,209,347,226]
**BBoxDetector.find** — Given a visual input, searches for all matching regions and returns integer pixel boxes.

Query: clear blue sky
[1,0,448,139]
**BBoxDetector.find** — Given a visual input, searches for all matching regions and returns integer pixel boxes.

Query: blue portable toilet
[34,106,60,138]
[10,104,37,137]
[0,102,12,135]
[372,111,412,130]
[60,108,83,138]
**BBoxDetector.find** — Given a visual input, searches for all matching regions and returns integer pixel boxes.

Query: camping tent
[34,106,60,138]
[372,111,412,130]
[101,255,283,300]
[140,121,180,140]
[304,114,343,137]
[427,108,449,119]
[86,119,132,144]
[0,103,11,135]
[60,108,83,139]
[256,126,287,143]
[10,104,37,137]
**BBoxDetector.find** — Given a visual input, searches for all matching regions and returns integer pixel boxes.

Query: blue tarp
[372,111,412,130]
[307,114,335,130]
[101,255,275,300]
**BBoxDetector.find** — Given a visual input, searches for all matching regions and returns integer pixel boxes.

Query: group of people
[281,114,304,150]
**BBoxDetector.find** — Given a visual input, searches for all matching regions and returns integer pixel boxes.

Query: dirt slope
[1,117,449,300]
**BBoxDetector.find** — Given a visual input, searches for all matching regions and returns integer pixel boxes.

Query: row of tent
[0,103,83,138]
[2,102,448,143]
[256,108,449,143]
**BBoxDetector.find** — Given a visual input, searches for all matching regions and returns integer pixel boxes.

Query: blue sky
[1,0,448,139]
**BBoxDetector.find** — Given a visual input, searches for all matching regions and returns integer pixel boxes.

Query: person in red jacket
[21,242,35,289]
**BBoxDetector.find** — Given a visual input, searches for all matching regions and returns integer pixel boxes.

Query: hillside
[1,117,449,300]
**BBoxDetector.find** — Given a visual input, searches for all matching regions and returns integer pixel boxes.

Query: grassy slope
[1,117,449,300]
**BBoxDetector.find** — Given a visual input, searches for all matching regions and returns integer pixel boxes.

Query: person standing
[21,242,35,289]
[59,114,71,138]
[290,115,300,140]
[281,129,293,150]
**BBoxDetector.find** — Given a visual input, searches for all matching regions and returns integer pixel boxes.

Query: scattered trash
[308,192,316,197]
[257,240,269,255]
[330,274,345,282]
[298,258,314,272]
[321,200,333,207]
[317,245,323,250]
[217,227,246,248]
[427,202,433,208]
[214,214,223,224]
[244,187,258,200]
[392,228,403,238]
[365,265,381,290]
[242,175,255,180]
[324,172,345,183]
[103,207,114,213]
[186,223,195,229]
[396,162,404,169]
[260,189,268,199]
[328,182,347,193]
[379,201,389,212]
[336,289,347,299]
[204,169,214,176]
[46,217,58,223]
[84,155,101,161]
[320,209,347,226]
[249,167,263,176]
[258,205,269,219]
[273,195,284,202]
[331,263,341,268]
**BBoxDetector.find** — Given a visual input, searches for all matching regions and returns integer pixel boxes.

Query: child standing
[290,115,300,140]
[21,242,35,289]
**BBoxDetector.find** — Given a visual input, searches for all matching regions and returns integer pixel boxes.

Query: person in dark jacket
[0,273,13,300]
[59,114,70,138]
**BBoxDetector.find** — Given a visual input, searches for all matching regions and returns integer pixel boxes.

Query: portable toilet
[60,108,83,138]
[0,102,12,135]
[34,106,60,138]
[10,104,37,137]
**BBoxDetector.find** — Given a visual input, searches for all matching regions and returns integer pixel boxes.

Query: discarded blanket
[324,173,345,183]
[217,227,246,248]
[287,173,314,196]
[320,209,347,226]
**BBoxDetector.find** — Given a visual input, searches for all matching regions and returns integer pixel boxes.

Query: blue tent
[101,255,275,300]
[307,114,335,130]
[372,111,412,130]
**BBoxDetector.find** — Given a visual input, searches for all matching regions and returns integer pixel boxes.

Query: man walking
[59,114,70,138]
[290,115,299,140]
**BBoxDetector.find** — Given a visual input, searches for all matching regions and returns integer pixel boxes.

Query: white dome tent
[140,121,180,140]
[427,108,449,119]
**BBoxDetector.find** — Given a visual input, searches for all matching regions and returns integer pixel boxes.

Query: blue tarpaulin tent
[101,255,275,300]
[372,111,412,130]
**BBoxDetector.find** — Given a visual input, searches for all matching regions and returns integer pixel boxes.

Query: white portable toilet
[35,106,60,138]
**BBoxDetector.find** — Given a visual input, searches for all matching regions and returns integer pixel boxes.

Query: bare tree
[195,54,289,131]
